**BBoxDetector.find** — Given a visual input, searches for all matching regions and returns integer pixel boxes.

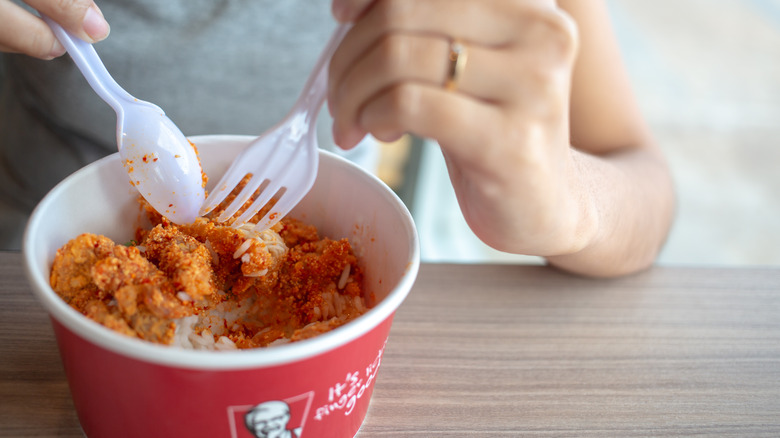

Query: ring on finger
[444,39,468,92]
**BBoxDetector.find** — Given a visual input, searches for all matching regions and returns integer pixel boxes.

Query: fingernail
[331,0,349,22]
[83,6,110,42]
[333,126,362,150]
[332,125,353,149]
[332,125,344,147]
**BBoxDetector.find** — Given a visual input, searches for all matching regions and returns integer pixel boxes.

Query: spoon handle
[40,13,135,113]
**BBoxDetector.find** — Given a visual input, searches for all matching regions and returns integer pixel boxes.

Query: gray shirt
[0,0,363,249]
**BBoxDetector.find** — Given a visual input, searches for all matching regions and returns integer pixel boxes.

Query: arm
[544,0,675,276]
[0,0,109,59]
[328,0,675,277]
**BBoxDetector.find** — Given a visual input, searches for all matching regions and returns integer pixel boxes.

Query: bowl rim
[23,134,420,370]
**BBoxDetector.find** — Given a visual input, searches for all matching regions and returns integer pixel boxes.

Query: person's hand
[0,0,109,59]
[328,0,592,256]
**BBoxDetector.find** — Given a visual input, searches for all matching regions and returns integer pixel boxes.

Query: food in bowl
[49,177,368,350]
[25,135,420,438]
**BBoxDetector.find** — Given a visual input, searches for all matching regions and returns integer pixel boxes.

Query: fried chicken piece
[90,243,164,292]
[83,296,178,345]
[125,309,176,344]
[50,234,116,312]
[278,218,319,247]
[87,295,176,344]
[50,233,192,343]
[272,237,362,324]
[181,217,286,295]
[84,300,138,339]
[141,224,216,301]
[181,218,257,292]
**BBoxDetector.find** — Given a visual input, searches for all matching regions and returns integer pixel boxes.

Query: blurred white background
[611,0,780,266]
[409,0,780,267]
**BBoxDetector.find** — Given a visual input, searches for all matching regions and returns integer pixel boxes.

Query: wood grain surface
[2,252,779,437]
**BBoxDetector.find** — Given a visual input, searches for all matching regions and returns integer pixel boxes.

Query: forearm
[545,143,675,277]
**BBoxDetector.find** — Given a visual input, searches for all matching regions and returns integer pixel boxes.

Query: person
[0,0,675,278]
[244,401,301,438]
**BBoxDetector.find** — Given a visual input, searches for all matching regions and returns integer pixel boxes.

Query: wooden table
[2,251,779,437]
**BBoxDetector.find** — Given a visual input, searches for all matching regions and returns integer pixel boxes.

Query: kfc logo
[244,401,300,438]
[228,392,313,438]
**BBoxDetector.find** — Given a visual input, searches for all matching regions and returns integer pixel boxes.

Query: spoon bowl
[116,99,204,222]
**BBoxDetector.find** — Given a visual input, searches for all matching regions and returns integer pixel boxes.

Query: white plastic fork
[200,23,351,231]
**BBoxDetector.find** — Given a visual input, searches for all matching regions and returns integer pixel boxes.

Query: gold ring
[445,39,468,92]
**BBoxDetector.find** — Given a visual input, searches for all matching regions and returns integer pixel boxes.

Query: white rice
[245,268,268,278]
[204,240,219,265]
[235,223,287,260]
[171,296,253,350]
[176,292,193,302]
[170,286,367,351]
[337,265,351,289]
[232,239,253,259]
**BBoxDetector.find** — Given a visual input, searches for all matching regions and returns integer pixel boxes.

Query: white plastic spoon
[41,14,205,224]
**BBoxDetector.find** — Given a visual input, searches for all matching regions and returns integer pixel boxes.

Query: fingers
[25,0,110,42]
[358,83,504,164]
[331,0,374,22]
[328,0,578,149]
[0,0,109,59]
[328,32,513,147]
[0,0,63,58]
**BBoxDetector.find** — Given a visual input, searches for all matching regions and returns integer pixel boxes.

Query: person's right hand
[0,0,109,60]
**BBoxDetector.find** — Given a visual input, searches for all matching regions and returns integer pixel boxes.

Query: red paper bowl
[23,135,420,438]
